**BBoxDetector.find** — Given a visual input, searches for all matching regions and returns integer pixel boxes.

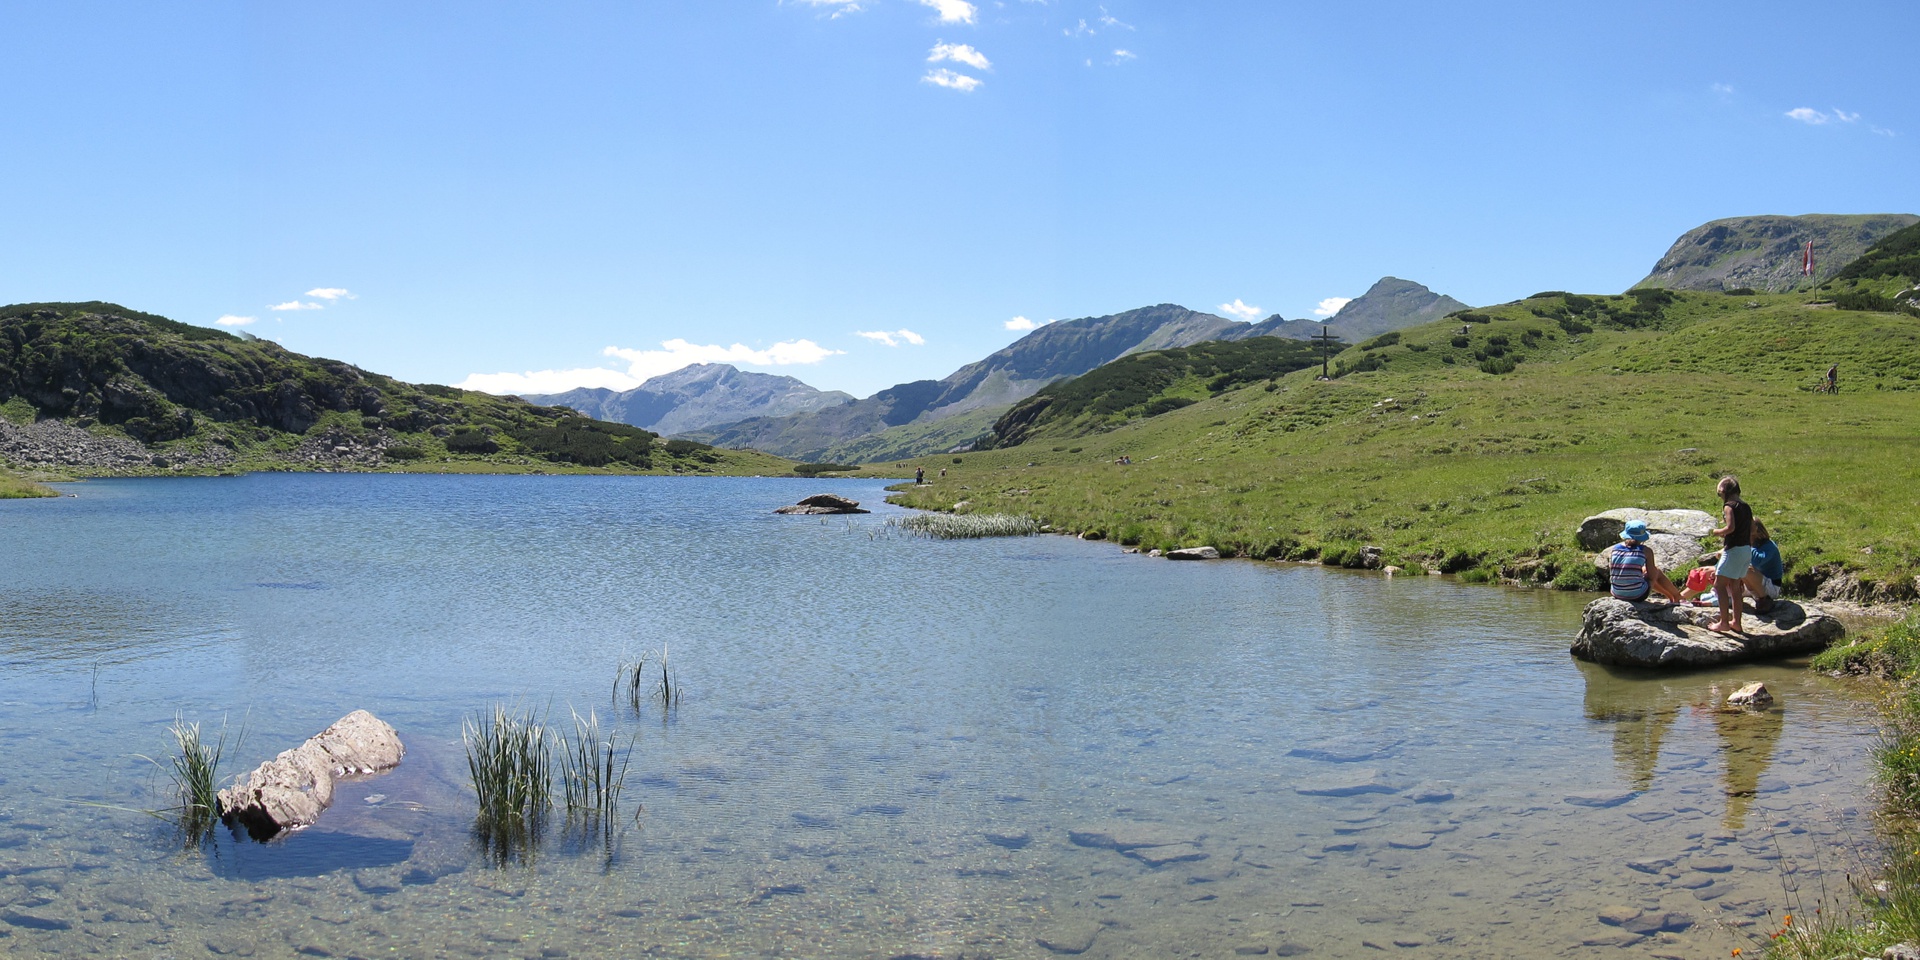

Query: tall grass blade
[464,704,552,864]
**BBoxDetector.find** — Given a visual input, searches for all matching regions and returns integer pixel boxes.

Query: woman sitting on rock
[1609,520,1684,604]
[1745,517,1784,614]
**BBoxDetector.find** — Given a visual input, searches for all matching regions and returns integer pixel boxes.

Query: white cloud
[785,0,864,17]
[1110,48,1135,63]
[855,329,927,347]
[929,41,991,70]
[1218,299,1261,321]
[603,338,843,381]
[1065,18,1092,36]
[1785,107,1829,125]
[1313,297,1352,318]
[1098,6,1133,29]
[1005,315,1054,331]
[456,368,644,395]
[916,0,977,23]
[1711,82,1735,95]
[306,287,356,300]
[215,315,257,327]
[1833,108,1861,123]
[1873,125,1897,137]
[923,68,983,92]
[270,300,324,311]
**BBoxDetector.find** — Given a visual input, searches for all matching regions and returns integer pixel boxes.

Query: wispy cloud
[855,329,927,347]
[784,0,864,18]
[458,336,846,396]
[1785,107,1829,125]
[923,68,983,92]
[1313,297,1352,318]
[1218,299,1261,321]
[1711,82,1735,95]
[1872,125,1898,137]
[1005,315,1054,331]
[1833,108,1861,123]
[1110,48,1135,64]
[306,287,356,300]
[270,300,324,311]
[929,40,991,70]
[1065,18,1092,36]
[215,315,257,327]
[1098,6,1133,29]
[916,0,976,24]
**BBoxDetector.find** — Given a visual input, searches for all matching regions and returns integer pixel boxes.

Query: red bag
[1684,567,1716,593]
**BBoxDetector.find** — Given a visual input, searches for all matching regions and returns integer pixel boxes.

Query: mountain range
[1633,213,1918,293]
[521,364,852,436]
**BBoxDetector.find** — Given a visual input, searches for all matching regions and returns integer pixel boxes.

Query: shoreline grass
[0,469,58,498]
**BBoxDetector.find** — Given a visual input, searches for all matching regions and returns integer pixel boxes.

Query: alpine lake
[0,474,1884,958]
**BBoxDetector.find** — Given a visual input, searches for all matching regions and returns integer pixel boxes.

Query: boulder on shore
[773,494,869,515]
[1167,546,1220,560]
[1569,597,1844,668]
[217,710,404,840]
[1576,508,1717,551]
[1590,532,1705,577]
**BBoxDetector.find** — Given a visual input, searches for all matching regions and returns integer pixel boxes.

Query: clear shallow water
[0,474,1882,958]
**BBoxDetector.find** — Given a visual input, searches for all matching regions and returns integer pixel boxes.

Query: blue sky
[3,1,1914,398]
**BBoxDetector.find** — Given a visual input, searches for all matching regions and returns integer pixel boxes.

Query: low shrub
[384,445,425,461]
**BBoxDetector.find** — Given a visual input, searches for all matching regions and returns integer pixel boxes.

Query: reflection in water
[1579,662,1787,830]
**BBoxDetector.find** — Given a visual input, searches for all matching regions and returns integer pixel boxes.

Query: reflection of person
[1709,476,1755,633]
[1608,520,1684,603]
[1746,518,1784,613]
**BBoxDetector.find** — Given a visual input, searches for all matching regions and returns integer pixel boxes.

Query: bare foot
[1707,622,1735,633]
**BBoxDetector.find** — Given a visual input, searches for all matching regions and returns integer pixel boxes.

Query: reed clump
[464,704,552,854]
[165,716,230,843]
[556,709,631,826]
[886,513,1040,540]
[614,654,648,713]
[614,647,682,715]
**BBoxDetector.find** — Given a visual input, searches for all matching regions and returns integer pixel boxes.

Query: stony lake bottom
[0,474,1886,959]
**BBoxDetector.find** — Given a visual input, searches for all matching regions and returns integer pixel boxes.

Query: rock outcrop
[1576,508,1717,551]
[1569,598,1845,668]
[1633,213,1919,293]
[217,710,404,840]
[773,493,869,515]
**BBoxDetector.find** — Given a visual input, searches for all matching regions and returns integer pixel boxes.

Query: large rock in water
[1570,598,1845,668]
[218,710,404,840]
[773,493,869,515]
[1576,508,1717,551]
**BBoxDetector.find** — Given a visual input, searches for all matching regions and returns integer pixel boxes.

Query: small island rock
[218,710,404,839]
[1569,597,1845,668]
[1726,681,1774,708]
[1167,546,1220,561]
[773,494,869,515]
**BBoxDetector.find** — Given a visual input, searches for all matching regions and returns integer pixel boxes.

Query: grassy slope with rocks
[0,302,795,478]
[890,289,1920,599]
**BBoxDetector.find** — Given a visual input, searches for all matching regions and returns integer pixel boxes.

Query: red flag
[1803,241,1814,277]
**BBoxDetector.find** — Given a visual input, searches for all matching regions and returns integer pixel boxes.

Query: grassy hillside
[890,289,1920,599]
[0,302,796,477]
[982,335,1329,448]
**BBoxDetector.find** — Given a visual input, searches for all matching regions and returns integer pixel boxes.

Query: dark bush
[1359,331,1402,350]
[1457,312,1492,324]
[1478,356,1517,375]
[1450,335,1471,348]
[445,430,500,454]
[663,438,711,457]
[1142,396,1197,417]
[793,462,858,476]
[1723,287,1757,296]
[1529,291,1571,300]
[1557,316,1592,335]
[384,445,425,461]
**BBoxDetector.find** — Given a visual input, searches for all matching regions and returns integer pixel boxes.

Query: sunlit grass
[464,704,551,861]
[556,709,631,827]
[886,513,1040,539]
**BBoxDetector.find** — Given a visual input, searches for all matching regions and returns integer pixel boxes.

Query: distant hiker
[1744,517,1784,614]
[1708,476,1754,633]
[1825,363,1839,394]
[915,467,925,484]
[1608,520,1684,604]
[940,468,947,479]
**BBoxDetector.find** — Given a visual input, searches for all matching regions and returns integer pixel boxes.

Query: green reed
[556,709,632,826]
[613,653,648,712]
[885,513,1041,540]
[464,704,552,855]
[658,643,681,712]
[166,716,229,843]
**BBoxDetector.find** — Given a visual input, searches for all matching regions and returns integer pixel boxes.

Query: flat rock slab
[1124,842,1208,867]
[1068,822,1199,851]
[1569,597,1845,668]
[774,494,868,515]
[1036,922,1101,955]
[1166,546,1220,560]
[1565,790,1639,808]
[1294,768,1400,797]
[1577,508,1717,550]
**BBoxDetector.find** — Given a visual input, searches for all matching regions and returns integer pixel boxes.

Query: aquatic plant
[614,653,648,713]
[556,709,631,826]
[164,715,231,844]
[464,704,552,857]
[657,643,681,712]
[885,513,1040,540]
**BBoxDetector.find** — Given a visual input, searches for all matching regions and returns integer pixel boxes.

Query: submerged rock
[217,710,404,840]
[1569,597,1845,668]
[1576,508,1717,551]
[773,493,869,515]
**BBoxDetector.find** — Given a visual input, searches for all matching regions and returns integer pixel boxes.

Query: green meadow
[887,291,1920,598]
